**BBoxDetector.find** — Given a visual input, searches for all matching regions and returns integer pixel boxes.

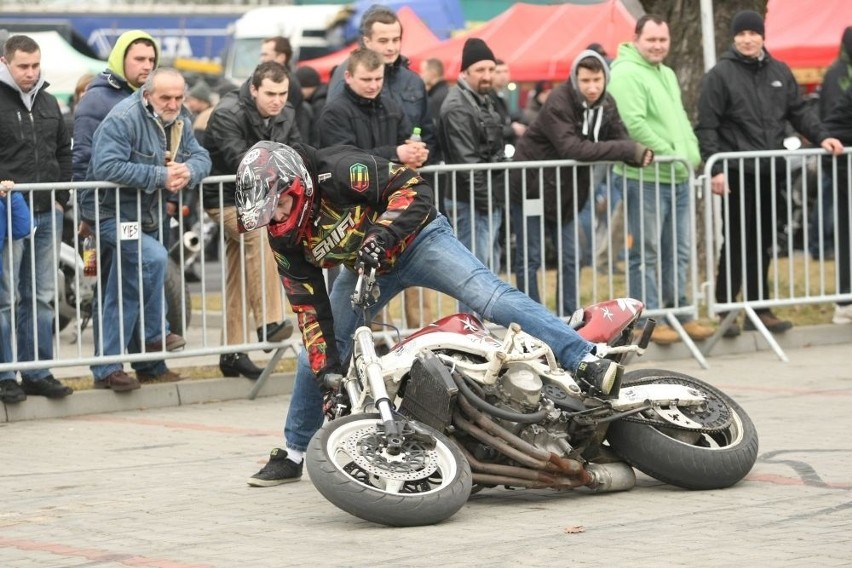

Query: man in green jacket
[608,14,713,345]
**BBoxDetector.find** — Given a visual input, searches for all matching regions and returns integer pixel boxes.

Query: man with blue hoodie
[608,15,714,345]
[510,50,652,317]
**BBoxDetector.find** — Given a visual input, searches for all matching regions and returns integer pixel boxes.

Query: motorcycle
[306,269,759,527]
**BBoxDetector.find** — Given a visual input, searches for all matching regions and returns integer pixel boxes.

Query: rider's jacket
[268,143,437,377]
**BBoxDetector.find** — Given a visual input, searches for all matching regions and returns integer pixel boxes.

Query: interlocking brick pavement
[1,341,851,567]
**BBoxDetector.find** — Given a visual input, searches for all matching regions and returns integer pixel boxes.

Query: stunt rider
[236,141,623,487]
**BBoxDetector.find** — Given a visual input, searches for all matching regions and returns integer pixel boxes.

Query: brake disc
[344,424,440,481]
[622,377,734,433]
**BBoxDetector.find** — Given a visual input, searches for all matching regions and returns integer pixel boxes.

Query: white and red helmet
[235,141,314,244]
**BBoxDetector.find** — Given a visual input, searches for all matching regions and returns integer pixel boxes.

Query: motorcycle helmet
[235,141,314,245]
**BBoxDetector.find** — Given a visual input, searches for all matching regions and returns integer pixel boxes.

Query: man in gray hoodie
[510,49,651,317]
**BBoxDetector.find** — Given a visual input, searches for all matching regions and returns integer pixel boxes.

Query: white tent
[27,31,106,103]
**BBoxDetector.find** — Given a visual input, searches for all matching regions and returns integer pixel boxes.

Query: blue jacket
[84,87,211,231]
[72,72,135,182]
[0,192,31,276]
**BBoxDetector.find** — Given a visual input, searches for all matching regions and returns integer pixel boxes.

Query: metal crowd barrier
[425,156,709,367]
[701,147,852,361]
[0,178,299,397]
[5,149,843,387]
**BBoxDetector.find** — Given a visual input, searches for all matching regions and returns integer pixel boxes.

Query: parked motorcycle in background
[306,268,759,527]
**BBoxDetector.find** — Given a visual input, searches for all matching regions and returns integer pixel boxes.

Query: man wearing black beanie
[437,37,505,304]
[696,10,844,336]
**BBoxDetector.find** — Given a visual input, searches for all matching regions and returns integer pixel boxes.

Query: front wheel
[306,413,472,527]
[607,369,758,490]
[164,259,191,336]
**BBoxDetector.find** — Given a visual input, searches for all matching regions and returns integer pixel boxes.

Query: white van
[223,4,345,85]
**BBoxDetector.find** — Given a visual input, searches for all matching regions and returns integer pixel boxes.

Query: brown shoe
[650,324,680,345]
[744,311,793,334]
[94,370,140,392]
[137,369,184,384]
[682,320,714,341]
[146,333,186,352]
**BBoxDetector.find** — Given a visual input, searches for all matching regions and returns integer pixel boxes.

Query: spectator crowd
[1,6,851,409]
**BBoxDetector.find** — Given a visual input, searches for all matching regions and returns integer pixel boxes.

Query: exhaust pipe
[182,230,201,254]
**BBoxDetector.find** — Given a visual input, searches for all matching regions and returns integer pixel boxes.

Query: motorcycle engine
[497,363,542,412]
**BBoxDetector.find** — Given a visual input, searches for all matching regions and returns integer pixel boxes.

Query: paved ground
[1,334,851,567]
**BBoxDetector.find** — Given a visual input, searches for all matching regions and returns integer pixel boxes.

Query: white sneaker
[832,303,852,324]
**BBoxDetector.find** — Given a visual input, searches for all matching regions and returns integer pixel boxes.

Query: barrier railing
[0,178,300,397]
[7,149,842,388]
[701,147,852,361]
[425,156,708,366]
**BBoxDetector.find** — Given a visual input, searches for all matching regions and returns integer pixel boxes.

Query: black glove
[318,370,348,419]
[318,370,343,393]
[358,234,386,271]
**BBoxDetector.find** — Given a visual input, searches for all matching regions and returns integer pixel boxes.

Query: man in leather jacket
[438,38,505,275]
[203,61,297,379]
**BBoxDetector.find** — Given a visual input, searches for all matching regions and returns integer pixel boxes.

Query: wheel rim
[326,418,460,495]
[627,376,747,450]
[653,408,747,449]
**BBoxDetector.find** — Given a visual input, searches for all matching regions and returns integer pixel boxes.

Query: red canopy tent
[765,0,851,86]
[406,1,636,83]
[298,5,441,82]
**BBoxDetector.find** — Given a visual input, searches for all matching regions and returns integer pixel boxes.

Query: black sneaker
[0,380,27,404]
[257,320,295,353]
[575,358,623,398]
[247,448,303,487]
[22,376,73,399]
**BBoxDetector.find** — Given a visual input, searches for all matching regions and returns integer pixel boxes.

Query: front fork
[350,326,406,454]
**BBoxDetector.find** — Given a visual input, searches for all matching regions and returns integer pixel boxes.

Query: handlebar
[350,264,380,309]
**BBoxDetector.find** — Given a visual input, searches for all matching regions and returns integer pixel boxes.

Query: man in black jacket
[696,10,843,335]
[438,38,505,276]
[318,47,426,168]
[822,87,852,324]
[327,5,431,153]
[510,50,651,317]
[0,34,73,402]
[203,61,297,379]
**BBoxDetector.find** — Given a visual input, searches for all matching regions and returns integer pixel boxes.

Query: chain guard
[620,376,734,433]
[344,424,440,481]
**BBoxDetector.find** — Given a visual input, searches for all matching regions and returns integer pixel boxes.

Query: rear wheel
[307,413,472,526]
[607,369,758,490]
[164,260,191,336]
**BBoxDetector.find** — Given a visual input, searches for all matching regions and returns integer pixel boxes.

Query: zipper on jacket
[28,112,41,182]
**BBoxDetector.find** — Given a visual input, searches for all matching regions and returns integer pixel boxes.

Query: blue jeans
[510,207,578,317]
[91,218,169,381]
[444,199,502,270]
[283,214,595,451]
[0,239,23,381]
[444,199,503,313]
[808,172,835,259]
[619,175,691,313]
[17,209,63,381]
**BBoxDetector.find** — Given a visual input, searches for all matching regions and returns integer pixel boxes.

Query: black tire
[306,413,472,527]
[606,369,758,490]
[165,259,192,336]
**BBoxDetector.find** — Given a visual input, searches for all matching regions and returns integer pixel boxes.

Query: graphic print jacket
[268,143,437,378]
